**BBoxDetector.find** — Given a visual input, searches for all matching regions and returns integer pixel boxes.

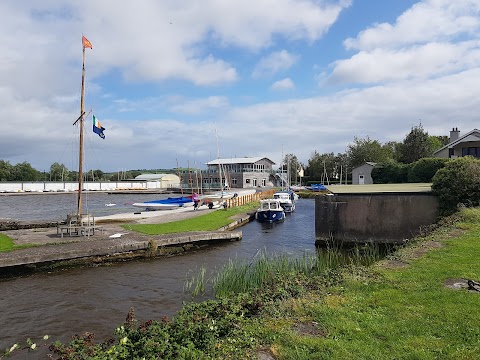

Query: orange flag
[82,35,92,49]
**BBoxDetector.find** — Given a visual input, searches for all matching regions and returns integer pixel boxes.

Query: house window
[449,148,454,157]
[262,179,266,186]
[253,179,257,187]
[462,147,480,158]
[232,178,237,185]
[245,179,250,184]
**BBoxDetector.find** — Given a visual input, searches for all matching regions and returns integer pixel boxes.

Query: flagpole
[77,43,87,219]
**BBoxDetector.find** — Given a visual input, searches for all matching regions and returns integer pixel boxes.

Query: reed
[185,245,382,298]
[184,265,207,297]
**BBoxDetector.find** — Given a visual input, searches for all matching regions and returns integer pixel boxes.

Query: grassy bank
[124,202,259,234]
[0,234,37,252]
[22,208,479,359]
[251,208,480,359]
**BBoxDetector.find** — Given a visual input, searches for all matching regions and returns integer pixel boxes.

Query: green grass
[0,233,15,251]
[252,208,480,359]
[123,202,259,234]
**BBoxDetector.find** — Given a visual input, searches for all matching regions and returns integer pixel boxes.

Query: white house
[433,128,480,159]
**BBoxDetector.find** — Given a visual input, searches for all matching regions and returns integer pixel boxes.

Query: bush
[431,157,480,215]
[371,162,411,183]
[407,157,449,183]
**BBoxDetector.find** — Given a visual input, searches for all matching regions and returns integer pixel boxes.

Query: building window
[253,179,257,187]
[449,148,454,157]
[462,147,480,158]
[246,179,250,184]
[232,178,237,185]
[262,179,266,186]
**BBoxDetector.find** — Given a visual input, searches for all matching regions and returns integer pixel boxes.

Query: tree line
[0,161,146,182]
[281,124,449,185]
[1,124,448,183]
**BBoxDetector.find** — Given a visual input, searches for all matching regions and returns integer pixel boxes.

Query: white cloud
[329,0,480,85]
[271,78,295,90]
[252,50,299,78]
[330,40,480,84]
[344,0,480,51]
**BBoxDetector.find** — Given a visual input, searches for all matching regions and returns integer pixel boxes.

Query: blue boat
[305,183,327,191]
[132,196,193,210]
[255,199,285,223]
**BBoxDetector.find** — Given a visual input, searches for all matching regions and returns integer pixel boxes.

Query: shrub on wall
[407,158,449,183]
[431,157,480,216]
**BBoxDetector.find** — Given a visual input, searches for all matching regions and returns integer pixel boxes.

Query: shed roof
[352,162,377,170]
[206,157,275,165]
[134,173,178,180]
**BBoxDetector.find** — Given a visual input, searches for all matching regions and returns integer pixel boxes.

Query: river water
[0,194,316,352]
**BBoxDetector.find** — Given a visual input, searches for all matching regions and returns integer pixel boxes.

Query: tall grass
[185,245,382,299]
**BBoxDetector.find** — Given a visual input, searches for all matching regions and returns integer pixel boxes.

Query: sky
[1,0,479,173]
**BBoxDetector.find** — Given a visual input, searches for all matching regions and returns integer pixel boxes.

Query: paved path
[0,205,247,270]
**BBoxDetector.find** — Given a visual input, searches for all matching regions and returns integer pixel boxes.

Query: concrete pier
[0,231,242,270]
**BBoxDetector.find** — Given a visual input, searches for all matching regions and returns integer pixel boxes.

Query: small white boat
[255,199,285,223]
[105,203,116,207]
[198,191,237,209]
[273,189,299,213]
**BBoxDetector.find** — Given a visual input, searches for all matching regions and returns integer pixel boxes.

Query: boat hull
[255,209,285,223]
[132,197,193,211]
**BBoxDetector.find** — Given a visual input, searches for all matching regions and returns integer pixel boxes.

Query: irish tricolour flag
[93,115,105,139]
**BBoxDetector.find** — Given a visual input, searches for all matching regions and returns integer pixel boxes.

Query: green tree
[50,162,69,181]
[305,151,341,184]
[0,160,13,181]
[12,161,40,181]
[347,136,393,169]
[407,158,450,183]
[398,124,433,163]
[280,154,303,185]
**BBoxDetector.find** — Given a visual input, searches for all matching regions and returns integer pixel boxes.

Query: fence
[224,189,276,208]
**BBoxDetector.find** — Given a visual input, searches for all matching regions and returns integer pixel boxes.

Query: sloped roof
[134,173,179,180]
[352,162,377,170]
[433,128,480,155]
[206,157,275,165]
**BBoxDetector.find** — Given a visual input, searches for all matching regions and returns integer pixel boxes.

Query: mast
[75,35,92,218]
[77,43,87,218]
[176,158,183,195]
[214,125,223,192]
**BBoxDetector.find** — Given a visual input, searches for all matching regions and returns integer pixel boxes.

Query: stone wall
[0,220,60,231]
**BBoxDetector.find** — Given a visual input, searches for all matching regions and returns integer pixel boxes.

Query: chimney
[449,127,460,142]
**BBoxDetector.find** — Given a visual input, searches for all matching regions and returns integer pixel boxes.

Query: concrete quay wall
[0,231,242,271]
[315,192,439,245]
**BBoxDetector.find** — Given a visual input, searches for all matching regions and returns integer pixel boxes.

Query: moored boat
[255,199,285,223]
[198,191,237,209]
[273,189,298,213]
[132,196,193,211]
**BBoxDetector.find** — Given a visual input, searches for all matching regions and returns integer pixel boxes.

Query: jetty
[0,230,242,271]
[0,204,253,274]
